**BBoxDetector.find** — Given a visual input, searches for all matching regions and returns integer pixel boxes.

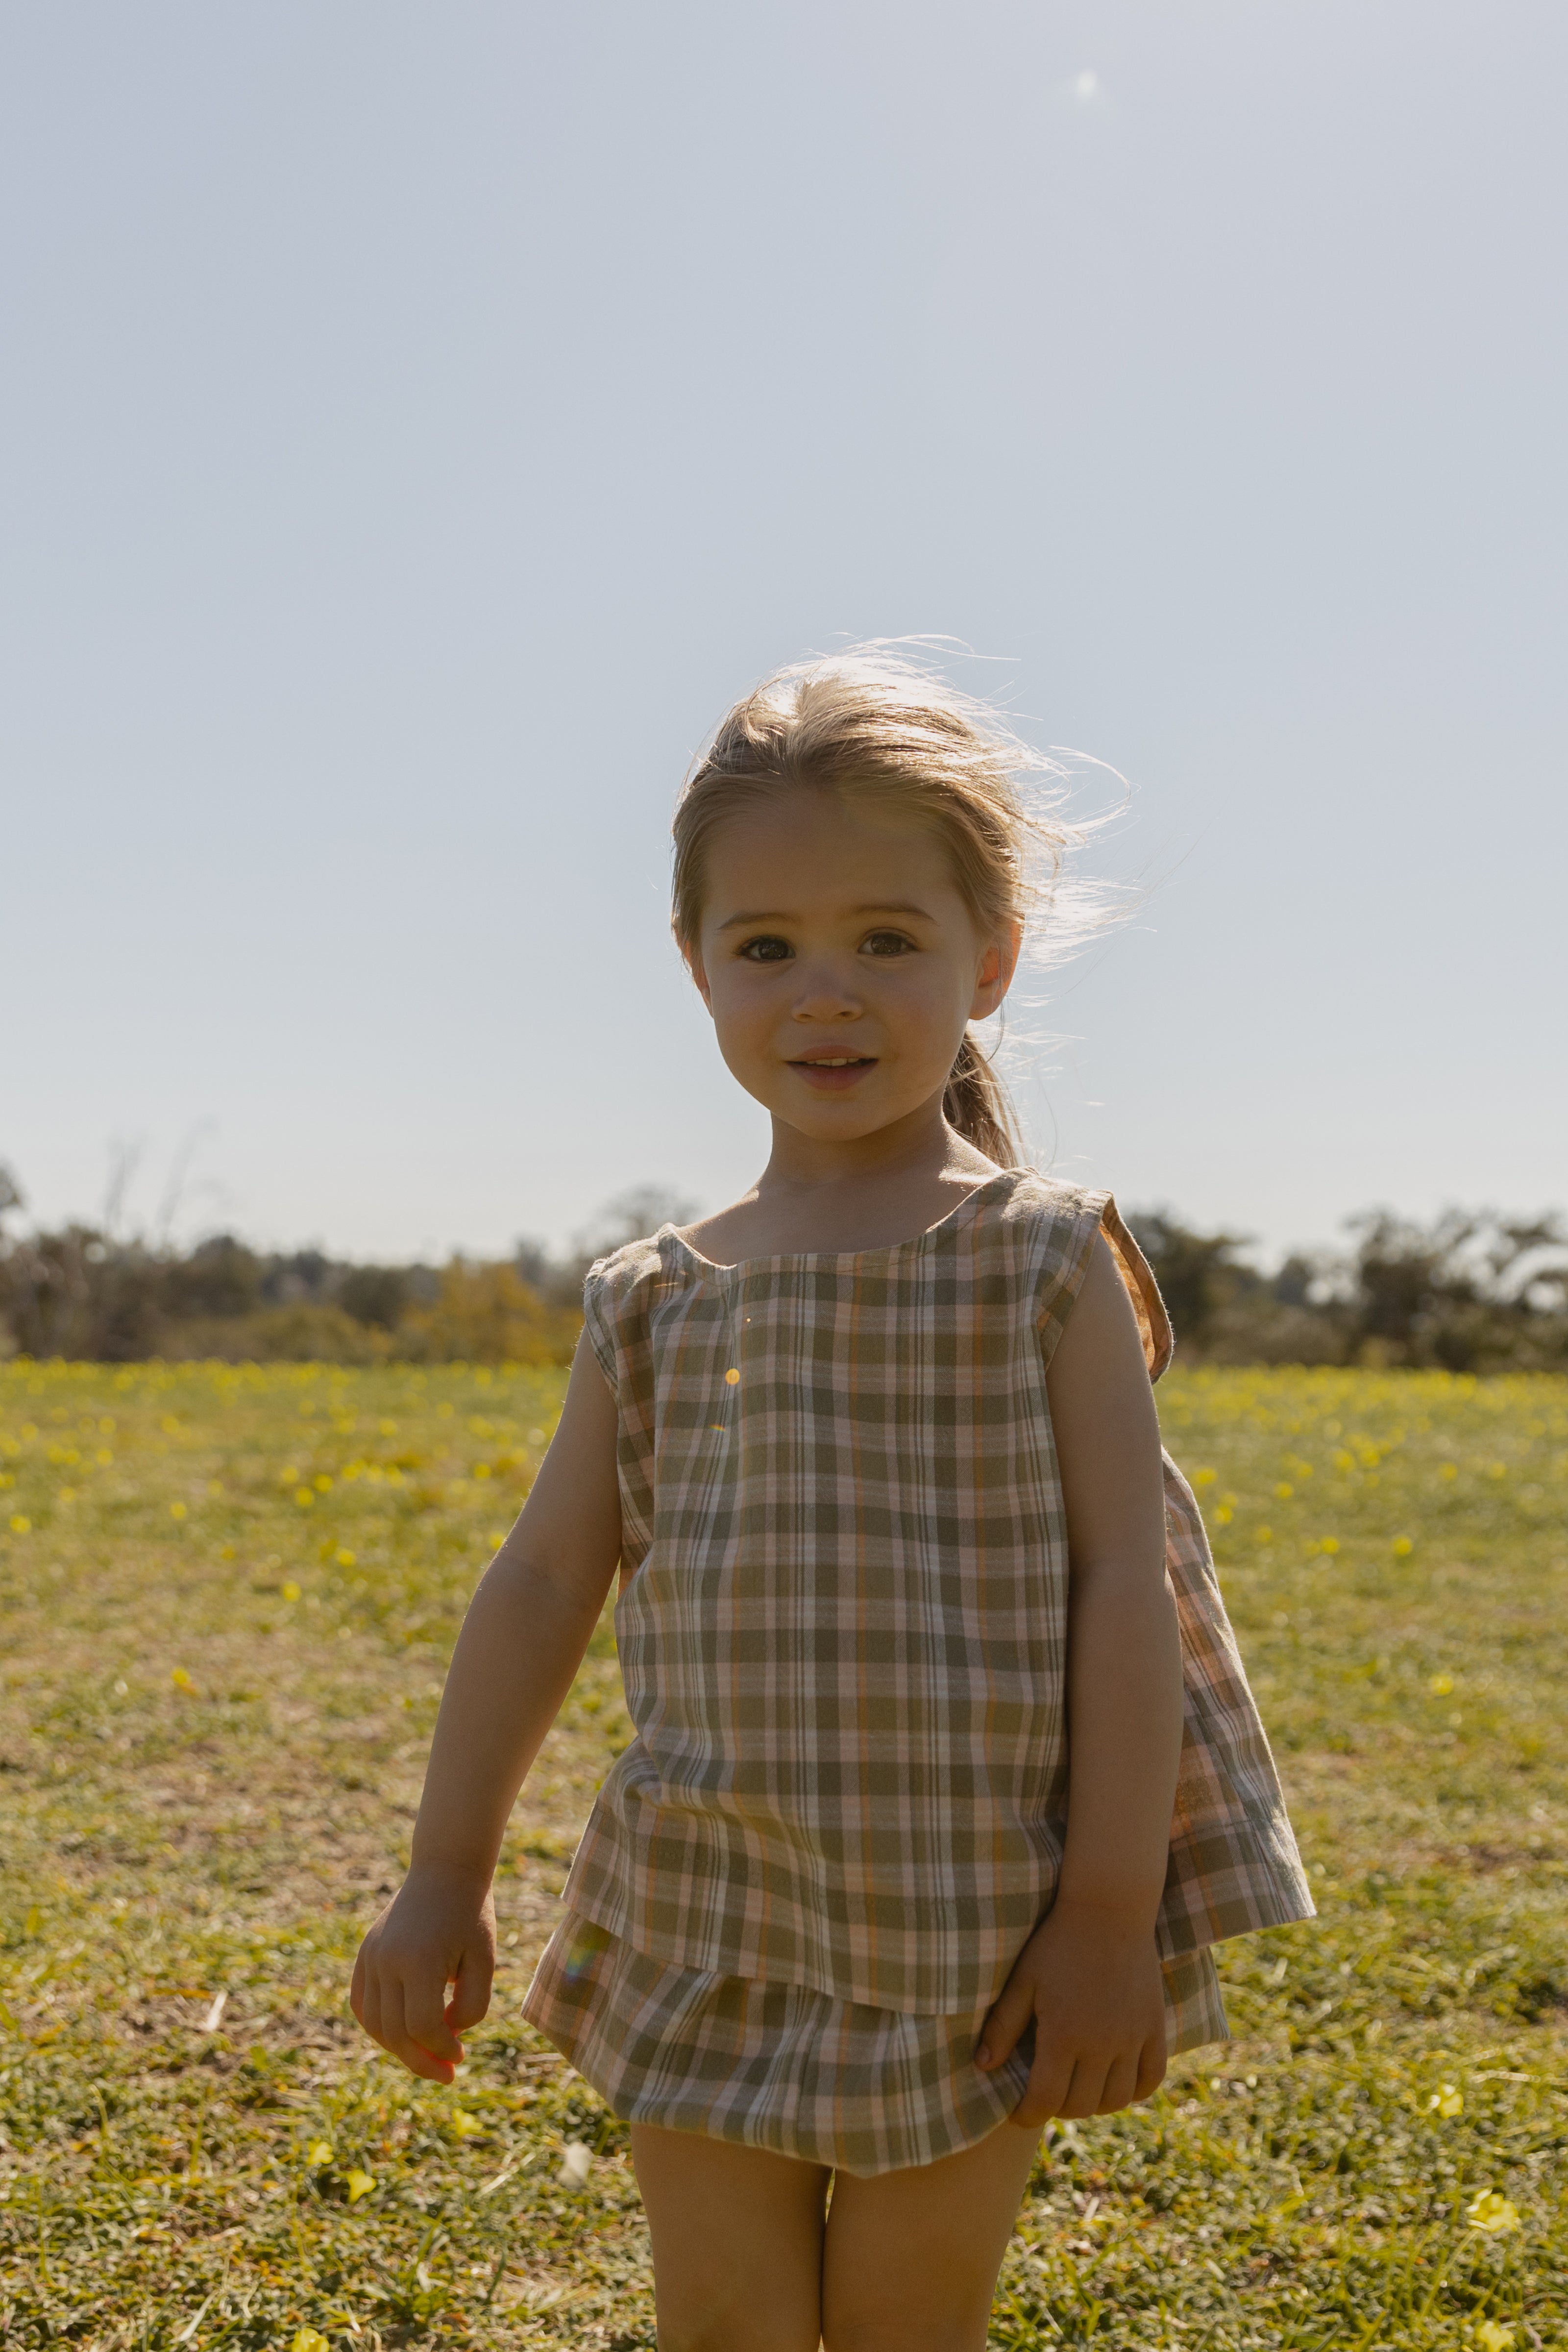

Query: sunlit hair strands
[670,648,1116,1165]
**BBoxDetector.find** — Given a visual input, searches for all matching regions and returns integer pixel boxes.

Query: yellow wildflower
[345,2168,375,2202]
[293,2330,330,2352]
[170,1502,187,1521]
[335,1548,356,1568]
[10,1514,31,1534]
[282,1581,301,1601]
[1477,2323,1516,2352]
[1392,1535,1414,1556]
[1466,2189,1521,2234]
[306,2139,335,2167]
[171,1668,196,1693]
[1427,2083,1463,2117]
[1430,1673,1454,1697]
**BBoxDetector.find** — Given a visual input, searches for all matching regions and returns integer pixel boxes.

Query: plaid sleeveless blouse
[562,1170,1313,2016]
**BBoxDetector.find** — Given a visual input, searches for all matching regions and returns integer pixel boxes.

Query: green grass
[1,1358,1565,2348]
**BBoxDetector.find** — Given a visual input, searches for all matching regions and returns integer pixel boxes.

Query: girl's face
[688,788,1021,1145]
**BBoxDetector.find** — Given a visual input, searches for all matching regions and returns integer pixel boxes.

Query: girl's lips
[789,1057,878,1092]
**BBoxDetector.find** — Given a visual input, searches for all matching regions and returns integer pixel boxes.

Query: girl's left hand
[975,1907,1168,2125]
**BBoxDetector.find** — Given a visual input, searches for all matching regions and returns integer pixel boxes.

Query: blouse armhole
[580,1263,621,1394]
[1034,1192,1175,1383]
[1100,1197,1175,1382]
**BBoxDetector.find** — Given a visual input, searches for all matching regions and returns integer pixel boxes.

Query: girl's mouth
[789,1056,878,1092]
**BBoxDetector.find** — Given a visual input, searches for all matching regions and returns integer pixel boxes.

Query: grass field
[1,1357,1566,2349]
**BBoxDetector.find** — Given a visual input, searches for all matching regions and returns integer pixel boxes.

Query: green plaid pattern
[562,1170,1312,2017]
[522,1916,1228,2177]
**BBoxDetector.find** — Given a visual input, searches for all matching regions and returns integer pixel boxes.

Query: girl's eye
[738,935,792,963]
[861,931,915,957]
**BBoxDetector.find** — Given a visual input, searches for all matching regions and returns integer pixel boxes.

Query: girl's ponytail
[943,1032,1021,1167]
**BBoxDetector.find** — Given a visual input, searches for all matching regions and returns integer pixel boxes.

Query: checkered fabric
[522,1915,1228,2177]
[561,1169,1313,2017]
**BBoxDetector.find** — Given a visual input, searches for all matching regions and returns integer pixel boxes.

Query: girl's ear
[969,916,1024,1021]
[683,941,714,1015]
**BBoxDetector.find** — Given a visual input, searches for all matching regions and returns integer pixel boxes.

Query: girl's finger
[384,1978,457,2083]
[448,1949,493,2033]
[1011,2034,1074,2127]
[359,1970,383,2049]
[975,1979,1034,2071]
[1057,2055,1107,2120]
[405,1971,466,2064]
[1097,2052,1140,2116]
[1133,2029,1168,2103]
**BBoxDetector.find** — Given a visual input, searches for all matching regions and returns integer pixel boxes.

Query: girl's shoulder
[993,1171,1174,1382]
[578,1233,671,1388]
[989,1165,1102,1233]
[584,1231,666,1294]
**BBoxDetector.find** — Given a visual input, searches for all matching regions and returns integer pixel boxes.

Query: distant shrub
[0,1225,165,1361]
[160,1304,393,1364]
[336,1265,411,1329]
[160,1234,263,1320]
[398,1260,579,1367]
[1127,1204,1568,1370]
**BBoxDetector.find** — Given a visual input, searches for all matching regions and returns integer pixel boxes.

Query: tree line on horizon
[0,1163,1563,1374]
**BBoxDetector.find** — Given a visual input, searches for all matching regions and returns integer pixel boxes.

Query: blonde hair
[671,649,1085,1166]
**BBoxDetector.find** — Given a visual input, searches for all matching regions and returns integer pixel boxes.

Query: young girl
[351,656,1313,2351]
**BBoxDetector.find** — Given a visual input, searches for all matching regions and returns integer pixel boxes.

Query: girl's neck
[678,1099,1006,1263]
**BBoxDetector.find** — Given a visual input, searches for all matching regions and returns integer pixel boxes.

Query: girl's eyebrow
[715,900,936,933]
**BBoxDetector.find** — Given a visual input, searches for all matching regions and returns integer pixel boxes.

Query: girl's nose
[790,958,863,1021]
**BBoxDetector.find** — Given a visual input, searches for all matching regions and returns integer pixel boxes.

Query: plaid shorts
[523,1912,1227,2178]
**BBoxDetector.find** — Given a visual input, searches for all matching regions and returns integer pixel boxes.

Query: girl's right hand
[350,1861,497,2083]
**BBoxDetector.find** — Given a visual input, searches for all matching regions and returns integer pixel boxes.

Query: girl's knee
[660,2313,819,2352]
[822,2296,989,2352]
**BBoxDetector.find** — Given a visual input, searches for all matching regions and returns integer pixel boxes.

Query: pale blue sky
[5,2,1564,1266]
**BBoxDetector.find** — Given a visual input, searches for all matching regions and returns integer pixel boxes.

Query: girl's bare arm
[350,1337,623,2081]
[977,1234,1183,2122]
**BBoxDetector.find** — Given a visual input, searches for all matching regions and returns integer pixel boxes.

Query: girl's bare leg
[821,2122,1042,2352]
[630,2123,831,2352]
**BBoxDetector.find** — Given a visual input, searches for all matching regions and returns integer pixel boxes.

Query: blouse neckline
[656,1167,1029,1276]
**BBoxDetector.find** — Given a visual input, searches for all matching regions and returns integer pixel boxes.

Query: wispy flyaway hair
[672,647,1107,1166]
